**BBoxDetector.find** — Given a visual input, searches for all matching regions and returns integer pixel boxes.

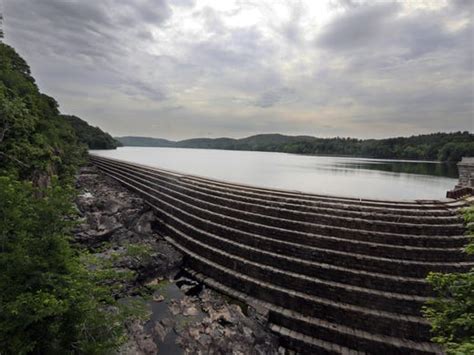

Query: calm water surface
[91,147,458,200]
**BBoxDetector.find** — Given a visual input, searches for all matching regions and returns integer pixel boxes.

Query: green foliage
[423,206,474,354]
[62,115,120,150]
[0,177,144,354]
[116,136,174,147]
[0,43,134,354]
[125,242,153,263]
[439,142,474,163]
[0,43,86,182]
[80,252,137,297]
[117,132,474,162]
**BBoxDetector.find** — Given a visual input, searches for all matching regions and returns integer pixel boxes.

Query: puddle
[143,271,205,355]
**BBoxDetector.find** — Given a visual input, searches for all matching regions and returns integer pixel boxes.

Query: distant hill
[116,132,474,162]
[63,115,120,149]
[117,136,174,147]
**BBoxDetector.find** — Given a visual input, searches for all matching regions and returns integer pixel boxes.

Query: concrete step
[158,214,427,316]
[186,268,442,355]
[95,166,474,276]
[93,161,469,250]
[165,236,433,342]
[90,156,464,214]
[271,324,361,355]
[149,190,466,263]
[93,157,462,224]
[147,194,433,296]
[96,160,463,235]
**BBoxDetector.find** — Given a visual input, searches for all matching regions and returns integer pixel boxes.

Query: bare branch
[0,151,30,168]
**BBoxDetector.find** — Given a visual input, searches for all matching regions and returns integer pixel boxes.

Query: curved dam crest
[90,147,458,201]
[90,154,473,354]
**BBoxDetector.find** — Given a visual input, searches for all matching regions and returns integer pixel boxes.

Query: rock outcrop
[74,166,278,354]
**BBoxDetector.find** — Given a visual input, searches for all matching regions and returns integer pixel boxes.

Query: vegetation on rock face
[0,42,118,186]
[0,43,85,184]
[423,206,474,354]
[117,132,474,162]
[63,114,121,150]
[0,42,132,353]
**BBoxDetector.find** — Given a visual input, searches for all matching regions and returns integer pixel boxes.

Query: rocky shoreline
[74,166,279,354]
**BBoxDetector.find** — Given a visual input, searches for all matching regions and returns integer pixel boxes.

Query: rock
[209,307,233,324]
[243,326,253,337]
[183,305,199,316]
[98,214,119,231]
[103,198,124,214]
[127,321,157,355]
[154,323,168,342]
[146,277,164,286]
[175,287,278,354]
[153,294,164,302]
[197,334,211,346]
[134,211,155,235]
[74,165,278,355]
[160,317,175,329]
[169,300,181,316]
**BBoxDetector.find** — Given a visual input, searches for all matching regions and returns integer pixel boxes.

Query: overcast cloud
[2,0,473,139]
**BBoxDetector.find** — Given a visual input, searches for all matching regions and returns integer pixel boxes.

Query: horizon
[3,0,474,139]
[115,130,472,142]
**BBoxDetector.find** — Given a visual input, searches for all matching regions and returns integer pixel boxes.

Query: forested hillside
[118,135,174,147]
[0,43,118,183]
[0,43,84,184]
[63,115,120,149]
[117,132,474,162]
[0,43,130,353]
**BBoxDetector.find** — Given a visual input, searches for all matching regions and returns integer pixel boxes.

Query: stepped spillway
[90,154,472,354]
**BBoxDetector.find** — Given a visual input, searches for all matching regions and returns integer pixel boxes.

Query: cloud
[2,0,472,139]
[312,1,473,130]
[254,87,297,108]
[317,2,400,51]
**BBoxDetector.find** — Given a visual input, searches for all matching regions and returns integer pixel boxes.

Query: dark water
[337,159,458,178]
[91,147,458,200]
[144,282,183,355]
[143,272,205,355]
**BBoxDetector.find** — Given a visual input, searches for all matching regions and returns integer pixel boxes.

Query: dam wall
[447,157,474,199]
[90,154,473,354]
[458,157,474,187]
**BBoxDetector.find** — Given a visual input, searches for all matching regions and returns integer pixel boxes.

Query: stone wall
[457,157,474,188]
[447,157,474,198]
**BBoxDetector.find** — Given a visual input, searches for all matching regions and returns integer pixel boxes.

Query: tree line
[118,131,474,162]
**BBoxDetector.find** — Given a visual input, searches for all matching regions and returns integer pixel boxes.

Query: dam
[90,154,473,354]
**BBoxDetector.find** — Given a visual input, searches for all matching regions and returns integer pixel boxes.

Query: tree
[423,207,474,354]
[0,177,130,354]
[0,42,134,354]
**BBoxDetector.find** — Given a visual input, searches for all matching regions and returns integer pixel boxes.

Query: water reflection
[90,147,458,200]
[329,159,458,178]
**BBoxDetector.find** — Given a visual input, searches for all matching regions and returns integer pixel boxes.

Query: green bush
[423,207,474,354]
[0,177,134,354]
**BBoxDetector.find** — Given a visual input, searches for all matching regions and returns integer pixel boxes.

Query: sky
[2,0,473,140]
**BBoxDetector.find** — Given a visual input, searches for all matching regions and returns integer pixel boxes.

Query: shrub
[423,206,474,354]
[0,177,135,354]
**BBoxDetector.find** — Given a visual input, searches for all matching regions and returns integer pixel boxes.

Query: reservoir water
[90,147,458,200]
